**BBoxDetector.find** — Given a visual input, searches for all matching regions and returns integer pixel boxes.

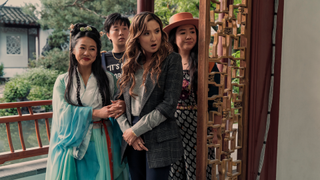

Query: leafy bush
[3,78,31,102]
[28,86,53,111]
[0,67,61,116]
[24,68,61,112]
[28,86,53,101]
[29,48,69,73]
[24,67,60,90]
[0,62,4,77]
[1,78,31,116]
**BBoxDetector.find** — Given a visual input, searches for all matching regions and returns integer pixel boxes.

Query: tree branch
[80,5,107,19]
[81,0,89,4]
[65,0,107,19]
[72,0,79,6]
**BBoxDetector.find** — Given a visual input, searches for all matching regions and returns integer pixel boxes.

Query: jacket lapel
[123,84,132,123]
[140,73,157,114]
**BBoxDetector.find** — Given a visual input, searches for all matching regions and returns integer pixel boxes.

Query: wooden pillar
[137,0,154,13]
[196,0,210,179]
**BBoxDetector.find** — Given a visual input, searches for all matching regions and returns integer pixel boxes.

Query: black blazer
[117,52,184,168]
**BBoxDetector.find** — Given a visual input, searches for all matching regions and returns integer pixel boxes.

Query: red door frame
[138,0,284,179]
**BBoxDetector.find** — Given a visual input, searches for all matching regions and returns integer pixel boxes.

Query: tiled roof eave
[0,6,38,26]
[0,20,39,26]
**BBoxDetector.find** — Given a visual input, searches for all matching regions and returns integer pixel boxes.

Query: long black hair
[65,23,111,107]
[169,26,199,100]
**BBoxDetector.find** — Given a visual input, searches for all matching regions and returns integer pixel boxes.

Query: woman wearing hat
[164,12,221,180]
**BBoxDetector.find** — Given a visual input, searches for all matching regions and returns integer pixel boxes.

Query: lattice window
[197,0,251,179]
[6,36,21,55]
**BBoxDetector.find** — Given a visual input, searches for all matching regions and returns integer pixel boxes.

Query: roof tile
[0,6,38,25]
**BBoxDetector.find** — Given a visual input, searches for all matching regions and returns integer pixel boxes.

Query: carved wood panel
[197,0,251,179]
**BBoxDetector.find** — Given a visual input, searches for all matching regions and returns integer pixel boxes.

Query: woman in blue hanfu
[45,23,130,180]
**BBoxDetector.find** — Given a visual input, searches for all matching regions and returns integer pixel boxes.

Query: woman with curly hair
[115,12,184,180]
[46,23,129,180]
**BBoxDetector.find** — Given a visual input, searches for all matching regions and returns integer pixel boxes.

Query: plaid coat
[118,52,184,168]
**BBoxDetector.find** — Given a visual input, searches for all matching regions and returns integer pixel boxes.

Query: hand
[112,100,126,112]
[92,106,112,119]
[132,137,148,151]
[123,128,137,145]
[107,100,126,118]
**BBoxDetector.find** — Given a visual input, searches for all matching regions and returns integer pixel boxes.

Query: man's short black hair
[103,13,130,33]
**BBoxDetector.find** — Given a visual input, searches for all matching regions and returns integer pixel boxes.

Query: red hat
[163,12,199,35]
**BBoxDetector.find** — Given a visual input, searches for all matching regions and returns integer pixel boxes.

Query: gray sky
[1,0,41,7]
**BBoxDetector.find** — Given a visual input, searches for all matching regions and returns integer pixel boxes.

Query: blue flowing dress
[46,70,129,180]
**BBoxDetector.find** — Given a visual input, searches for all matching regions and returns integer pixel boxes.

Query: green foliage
[155,0,218,26]
[155,0,199,26]
[24,67,60,89]
[1,78,31,116]
[47,31,69,49]
[0,68,61,116]
[231,50,241,114]
[232,50,240,98]
[23,0,136,51]
[25,68,60,112]
[29,48,69,73]
[28,86,52,101]
[3,78,31,102]
[233,0,243,5]
[0,63,4,77]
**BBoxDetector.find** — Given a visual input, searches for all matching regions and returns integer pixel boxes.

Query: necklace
[112,51,123,62]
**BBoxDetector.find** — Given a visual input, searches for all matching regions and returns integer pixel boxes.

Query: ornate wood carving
[198,0,251,179]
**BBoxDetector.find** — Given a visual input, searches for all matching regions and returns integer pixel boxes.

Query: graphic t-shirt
[101,51,124,79]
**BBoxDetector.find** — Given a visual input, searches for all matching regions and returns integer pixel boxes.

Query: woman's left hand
[123,128,137,145]
[107,100,126,118]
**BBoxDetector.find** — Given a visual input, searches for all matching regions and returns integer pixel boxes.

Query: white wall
[277,0,320,179]
[39,29,53,54]
[0,28,52,78]
[0,27,29,77]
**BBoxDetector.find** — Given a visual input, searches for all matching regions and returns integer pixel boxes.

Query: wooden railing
[0,100,52,164]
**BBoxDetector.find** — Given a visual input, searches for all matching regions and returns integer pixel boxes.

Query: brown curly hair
[118,12,172,97]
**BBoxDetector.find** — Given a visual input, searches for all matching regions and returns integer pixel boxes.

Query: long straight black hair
[65,23,111,107]
[169,26,199,100]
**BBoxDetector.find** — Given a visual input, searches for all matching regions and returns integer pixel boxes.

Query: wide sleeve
[155,53,183,119]
[51,74,93,158]
[46,75,95,180]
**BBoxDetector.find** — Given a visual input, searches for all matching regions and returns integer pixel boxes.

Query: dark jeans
[127,116,170,180]
[127,145,170,180]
